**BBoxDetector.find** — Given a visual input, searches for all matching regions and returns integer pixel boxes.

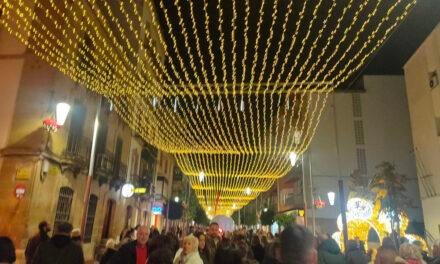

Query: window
[352,94,362,117]
[114,138,123,178]
[356,148,367,174]
[66,101,86,155]
[54,187,74,230]
[84,194,98,243]
[131,149,139,180]
[354,120,365,145]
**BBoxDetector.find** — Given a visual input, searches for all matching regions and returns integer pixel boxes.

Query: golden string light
[0,0,416,215]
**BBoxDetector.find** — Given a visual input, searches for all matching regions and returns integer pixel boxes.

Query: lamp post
[80,96,102,238]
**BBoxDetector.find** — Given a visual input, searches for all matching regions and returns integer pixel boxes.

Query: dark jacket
[25,233,50,264]
[199,248,210,264]
[251,244,265,263]
[109,240,151,264]
[33,234,84,264]
[345,242,368,264]
[318,239,346,264]
[100,248,117,264]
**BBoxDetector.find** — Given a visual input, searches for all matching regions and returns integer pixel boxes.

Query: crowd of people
[1,220,440,264]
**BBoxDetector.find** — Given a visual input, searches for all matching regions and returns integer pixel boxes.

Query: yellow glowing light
[0,0,416,215]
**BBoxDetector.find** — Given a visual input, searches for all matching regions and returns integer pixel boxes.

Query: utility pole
[333,94,348,253]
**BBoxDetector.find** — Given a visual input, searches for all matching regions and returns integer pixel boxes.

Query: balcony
[62,136,92,174]
[95,151,114,185]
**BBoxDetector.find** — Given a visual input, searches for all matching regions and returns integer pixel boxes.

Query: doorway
[102,199,115,239]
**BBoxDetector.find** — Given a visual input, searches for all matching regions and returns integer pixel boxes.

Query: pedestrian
[345,240,369,264]
[173,234,203,264]
[149,235,174,264]
[374,237,397,264]
[412,240,430,263]
[251,235,265,263]
[100,239,117,264]
[25,220,51,264]
[195,232,210,264]
[205,222,221,263]
[317,236,345,264]
[119,228,135,247]
[280,224,317,264]
[0,236,16,264]
[427,240,440,264]
[214,238,241,264]
[398,243,424,264]
[109,225,150,264]
[71,228,83,248]
[32,222,84,264]
[262,240,282,264]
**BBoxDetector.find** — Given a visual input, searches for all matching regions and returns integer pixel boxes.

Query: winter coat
[25,233,50,264]
[173,248,204,264]
[252,243,265,263]
[318,239,346,264]
[109,240,151,264]
[32,234,84,264]
[345,242,369,264]
[100,248,117,264]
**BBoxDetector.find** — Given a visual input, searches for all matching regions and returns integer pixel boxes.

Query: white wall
[404,23,440,239]
[309,75,423,227]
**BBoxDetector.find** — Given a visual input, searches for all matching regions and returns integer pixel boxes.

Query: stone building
[404,22,440,241]
[0,30,172,262]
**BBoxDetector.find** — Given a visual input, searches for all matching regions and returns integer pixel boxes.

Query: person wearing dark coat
[251,235,265,263]
[345,240,369,264]
[109,225,150,264]
[25,221,51,264]
[0,236,16,264]
[32,222,84,264]
[317,238,346,264]
[100,239,117,264]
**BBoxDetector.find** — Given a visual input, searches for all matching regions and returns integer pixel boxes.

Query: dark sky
[363,0,440,76]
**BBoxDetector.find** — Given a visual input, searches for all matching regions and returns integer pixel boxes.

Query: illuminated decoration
[314,198,326,209]
[134,187,147,194]
[43,117,59,133]
[121,183,135,198]
[334,196,414,250]
[263,208,268,212]
[245,187,252,196]
[327,191,336,206]
[347,197,373,219]
[174,196,180,203]
[0,0,415,215]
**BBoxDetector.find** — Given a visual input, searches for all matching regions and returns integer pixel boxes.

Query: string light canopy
[1,0,415,215]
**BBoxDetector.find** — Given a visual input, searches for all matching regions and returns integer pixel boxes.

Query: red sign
[14,184,26,199]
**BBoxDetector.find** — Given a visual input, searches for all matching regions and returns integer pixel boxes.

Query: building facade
[302,75,424,235]
[0,30,174,262]
[404,22,440,241]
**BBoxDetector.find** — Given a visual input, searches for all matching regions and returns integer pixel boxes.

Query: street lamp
[55,102,71,126]
[198,171,205,183]
[174,196,180,203]
[289,151,298,166]
[327,191,336,206]
[263,208,268,212]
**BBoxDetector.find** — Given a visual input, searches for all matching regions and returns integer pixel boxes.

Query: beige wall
[0,50,141,262]
[0,29,26,150]
[404,23,440,240]
[309,75,423,232]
